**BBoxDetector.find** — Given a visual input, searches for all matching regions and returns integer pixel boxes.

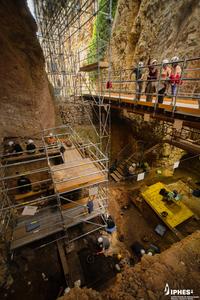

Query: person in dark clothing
[97,236,110,252]
[26,139,36,154]
[106,215,116,233]
[159,188,168,197]
[17,176,32,194]
[146,59,158,102]
[13,142,23,155]
[87,199,94,214]
[130,61,144,101]
[131,241,145,258]
[109,159,118,173]
[192,189,200,197]
[59,143,66,155]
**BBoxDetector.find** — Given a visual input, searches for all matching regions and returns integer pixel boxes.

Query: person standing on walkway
[130,61,144,101]
[170,56,182,106]
[145,59,158,102]
[158,59,171,104]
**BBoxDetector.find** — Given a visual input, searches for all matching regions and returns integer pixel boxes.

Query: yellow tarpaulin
[142,182,193,228]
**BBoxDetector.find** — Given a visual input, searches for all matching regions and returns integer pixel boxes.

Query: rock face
[59,231,200,300]
[57,98,92,127]
[111,0,200,67]
[0,0,55,140]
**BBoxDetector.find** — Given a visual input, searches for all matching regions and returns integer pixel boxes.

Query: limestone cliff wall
[111,0,200,67]
[0,0,55,140]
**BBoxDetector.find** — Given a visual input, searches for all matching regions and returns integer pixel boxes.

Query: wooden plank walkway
[10,142,107,249]
[82,92,200,116]
[11,199,105,250]
[14,186,53,202]
[51,145,107,193]
[57,240,69,283]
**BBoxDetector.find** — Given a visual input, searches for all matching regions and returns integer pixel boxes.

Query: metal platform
[80,61,109,72]
[11,195,106,250]
[1,125,109,250]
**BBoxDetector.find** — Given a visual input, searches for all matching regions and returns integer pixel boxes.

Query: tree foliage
[88,0,118,63]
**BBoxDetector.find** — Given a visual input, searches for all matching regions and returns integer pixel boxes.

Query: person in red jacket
[170,56,182,106]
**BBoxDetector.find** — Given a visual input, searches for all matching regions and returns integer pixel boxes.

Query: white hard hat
[8,141,14,146]
[49,133,53,137]
[162,59,169,64]
[28,139,34,144]
[140,249,145,255]
[64,287,70,294]
[151,59,157,65]
[98,237,103,243]
[138,61,144,67]
[147,251,153,256]
[171,56,179,63]
[128,166,135,174]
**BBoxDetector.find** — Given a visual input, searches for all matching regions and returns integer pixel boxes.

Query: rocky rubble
[58,231,200,300]
[0,242,13,290]
[57,97,92,126]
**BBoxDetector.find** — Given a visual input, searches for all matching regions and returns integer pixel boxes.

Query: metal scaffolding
[82,57,200,118]
[2,0,200,254]
[33,0,113,154]
[0,1,114,253]
[0,125,108,251]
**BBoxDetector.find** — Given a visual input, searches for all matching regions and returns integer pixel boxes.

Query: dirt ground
[58,231,200,300]
[57,161,200,300]
[108,158,200,257]
[0,154,199,300]
[109,184,178,254]
[0,241,65,300]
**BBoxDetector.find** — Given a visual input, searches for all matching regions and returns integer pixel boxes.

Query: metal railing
[81,57,200,117]
[0,125,109,250]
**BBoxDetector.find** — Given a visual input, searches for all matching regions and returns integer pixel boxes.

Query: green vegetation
[88,0,118,63]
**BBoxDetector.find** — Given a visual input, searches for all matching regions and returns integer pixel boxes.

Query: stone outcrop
[0,0,55,140]
[57,98,92,126]
[111,0,200,67]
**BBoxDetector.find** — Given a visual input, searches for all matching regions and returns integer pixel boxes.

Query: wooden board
[51,144,106,193]
[11,202,104,250]
[102,93,199,106]
[170,139,200,154]
[2,149,60,164]
[52,162,106,193]
[57,240,69,282]
[142,182,194,228]
[175,106,200,116]
[62,197,89,210]
[14,186,53,201]
[110,173,121,182]
[63,146,83,162]
[82,93,200,116]
[80,61,109,72]
[113,170,123,178]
